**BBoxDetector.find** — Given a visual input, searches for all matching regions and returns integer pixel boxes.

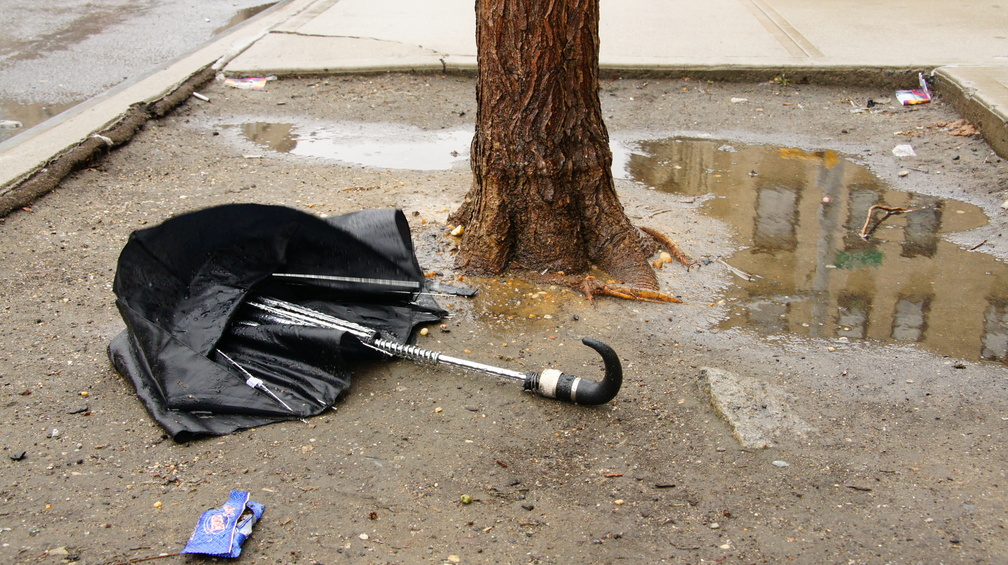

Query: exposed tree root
[447,224,690,304]
[639,226,696,270]
[580,276,683,303]
[561,225,693,303]
[506,270,683,304]
[489,225,691,304]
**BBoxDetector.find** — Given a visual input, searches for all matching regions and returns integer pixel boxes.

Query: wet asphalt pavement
[0,0,275,143]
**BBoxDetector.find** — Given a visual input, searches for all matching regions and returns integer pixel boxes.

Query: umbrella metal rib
[215,348,298,413]
[272,273,422,291]
[243,296,529,384]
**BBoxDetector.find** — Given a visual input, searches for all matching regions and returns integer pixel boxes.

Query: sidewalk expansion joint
[740,0,824,59]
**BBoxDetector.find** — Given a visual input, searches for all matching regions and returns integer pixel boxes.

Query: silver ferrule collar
[568,377,581,402]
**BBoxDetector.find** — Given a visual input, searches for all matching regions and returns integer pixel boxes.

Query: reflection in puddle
[625,138,1008,365]
[238,122,472,170]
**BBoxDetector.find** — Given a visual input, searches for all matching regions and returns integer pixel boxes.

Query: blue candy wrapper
[181,490,264,558]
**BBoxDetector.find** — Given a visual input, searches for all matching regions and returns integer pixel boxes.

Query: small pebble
[419,327,429,336]
[898,170,910,177]
[67,403,89,415]
[359,533,369,540]
[709,522,720,529]
[772,460,790,467]
[153,501,162,509]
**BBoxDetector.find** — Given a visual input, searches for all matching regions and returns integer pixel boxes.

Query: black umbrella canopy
[108,204,445,442]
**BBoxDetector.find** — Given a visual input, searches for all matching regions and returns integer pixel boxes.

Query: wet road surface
[0,0,275,143]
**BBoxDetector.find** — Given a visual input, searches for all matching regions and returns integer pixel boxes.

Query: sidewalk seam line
[740,0,824,59]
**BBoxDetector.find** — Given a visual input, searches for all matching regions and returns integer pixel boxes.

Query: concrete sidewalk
[225,0,1008,73]
[3,0,1008,210]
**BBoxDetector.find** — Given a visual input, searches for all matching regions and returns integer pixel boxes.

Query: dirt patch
[1,74,1007,564]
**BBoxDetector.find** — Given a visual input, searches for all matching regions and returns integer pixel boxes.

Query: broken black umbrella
[109,204,623,442]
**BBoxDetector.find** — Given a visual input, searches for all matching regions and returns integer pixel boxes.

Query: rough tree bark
[449,0,658,290]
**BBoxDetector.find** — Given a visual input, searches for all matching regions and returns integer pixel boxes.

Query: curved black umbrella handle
[524,338,623,405]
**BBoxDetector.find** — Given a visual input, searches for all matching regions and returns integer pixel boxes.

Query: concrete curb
[598,65,929,88]
[0,0,319,216]
[0,66,217,217]
[230,53,931,91]
[934,67,1008,161]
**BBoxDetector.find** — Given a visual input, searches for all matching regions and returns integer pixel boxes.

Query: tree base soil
[1,74,1007,564]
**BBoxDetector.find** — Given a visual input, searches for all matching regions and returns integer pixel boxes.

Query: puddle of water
[214,3,277,35]
[237,121,473,170]
[234,119,1008,364]
[0,102,76,144]
[240,121,645,177]
[624,138,1008,365]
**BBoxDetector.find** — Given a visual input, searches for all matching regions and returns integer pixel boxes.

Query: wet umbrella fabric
[108,204,444,442]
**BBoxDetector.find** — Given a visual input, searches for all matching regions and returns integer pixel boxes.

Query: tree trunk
[450,0,658,290]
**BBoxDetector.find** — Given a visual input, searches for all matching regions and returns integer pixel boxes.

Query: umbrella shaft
[436,353,529,383]
[369,337,527,383]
